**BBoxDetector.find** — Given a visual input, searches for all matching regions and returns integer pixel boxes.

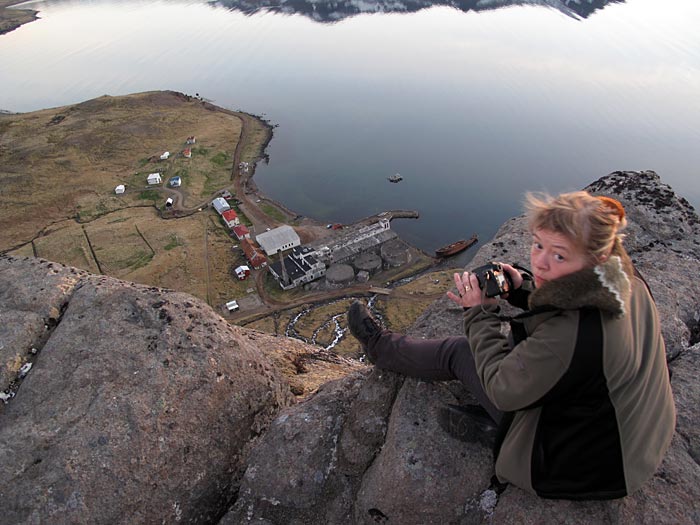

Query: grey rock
[0,258,293,524]
[229,171,700,524]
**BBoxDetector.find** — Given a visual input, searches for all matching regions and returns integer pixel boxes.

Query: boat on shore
[387,173,403,183]
[435,234,478,258]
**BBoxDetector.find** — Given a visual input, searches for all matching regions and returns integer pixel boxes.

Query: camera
[471,262,513,298]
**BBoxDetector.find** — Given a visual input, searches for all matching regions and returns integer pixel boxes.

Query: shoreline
[0,1,38,36]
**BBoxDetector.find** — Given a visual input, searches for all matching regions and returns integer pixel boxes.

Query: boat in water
[435,234,478,258]
[387,173,403,183]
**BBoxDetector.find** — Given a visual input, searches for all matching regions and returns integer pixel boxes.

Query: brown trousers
[366,330,504,424]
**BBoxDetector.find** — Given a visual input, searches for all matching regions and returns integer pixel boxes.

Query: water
[2,0,699,256]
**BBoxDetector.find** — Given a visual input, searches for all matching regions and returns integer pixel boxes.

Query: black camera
[471,262,513,298]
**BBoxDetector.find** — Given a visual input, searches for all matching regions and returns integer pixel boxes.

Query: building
[234,265,251,280]
[159,151,170,160]
[169,176,181,187]
[225,300,239,312]
[240,239,267,269]
[268,246,326,290]
[147,173,162,185]
[221,209,240,228]
[114,185,125,194]
[183,148,192,158]
[211,197,230,215]
[186,136,196,145]
[255,225,300,256]
[232,225,250,240]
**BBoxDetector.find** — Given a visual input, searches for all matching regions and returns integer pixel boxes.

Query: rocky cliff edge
[1,170,698,524]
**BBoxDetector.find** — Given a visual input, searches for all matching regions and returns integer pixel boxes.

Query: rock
[229,171,700,524]
[0,256,294,524]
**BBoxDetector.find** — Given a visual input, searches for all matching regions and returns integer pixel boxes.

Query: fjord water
[1,0,699,257]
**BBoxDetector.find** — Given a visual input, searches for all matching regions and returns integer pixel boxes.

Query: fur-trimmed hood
[528,255,632,318]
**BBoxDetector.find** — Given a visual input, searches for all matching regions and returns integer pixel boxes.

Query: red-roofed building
[222,209,240,228]
[232,224,250,240]
[183,148,192,158]
[240,239,267,269]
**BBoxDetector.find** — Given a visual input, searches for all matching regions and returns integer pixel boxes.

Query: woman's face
[530,228,589,287]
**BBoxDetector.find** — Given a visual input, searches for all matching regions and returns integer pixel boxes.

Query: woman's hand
[501,263,524,290]
[446,271,498,308]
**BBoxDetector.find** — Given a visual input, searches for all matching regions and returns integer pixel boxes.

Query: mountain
[214,0,625,23]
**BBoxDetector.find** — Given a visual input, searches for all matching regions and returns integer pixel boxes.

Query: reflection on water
[1,0,699,254]
[214,0,624,22]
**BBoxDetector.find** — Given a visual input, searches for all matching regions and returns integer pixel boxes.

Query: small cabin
[165,197,174,208]
[183,148,192,159]
[225,300,239,312]
[234,265,251,281]
[169,176,181,187]
[114,185,125,194]
[147,173,162,185]
[160,151,170,160]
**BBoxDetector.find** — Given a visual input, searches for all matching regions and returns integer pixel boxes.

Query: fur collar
[528,255,632,318]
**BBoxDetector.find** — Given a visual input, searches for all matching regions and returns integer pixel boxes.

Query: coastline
[0,1,38,36]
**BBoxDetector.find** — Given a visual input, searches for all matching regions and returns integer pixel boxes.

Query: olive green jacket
[464,255,675,499]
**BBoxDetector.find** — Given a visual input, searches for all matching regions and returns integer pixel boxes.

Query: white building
[256,225,301,256]
[211,197,231,215]
[160,151,170,160]
[268,246,326,290]
[147,173,162,185]
[114,185,125,194]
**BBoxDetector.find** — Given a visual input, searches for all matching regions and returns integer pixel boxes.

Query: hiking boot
[437,403,498,447]
[347,301,382,351]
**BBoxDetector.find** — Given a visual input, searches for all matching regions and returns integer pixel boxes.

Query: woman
[347,191,675,500]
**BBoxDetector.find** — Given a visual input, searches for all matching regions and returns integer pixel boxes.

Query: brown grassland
[0,91,270,309]
[0,1,37,36]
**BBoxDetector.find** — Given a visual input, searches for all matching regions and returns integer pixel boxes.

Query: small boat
[435,234,478,258]
[387,173,403,183]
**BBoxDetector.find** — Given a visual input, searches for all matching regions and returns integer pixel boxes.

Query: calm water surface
[2,0,699,256]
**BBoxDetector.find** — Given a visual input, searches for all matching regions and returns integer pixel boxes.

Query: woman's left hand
[446,271,498,308]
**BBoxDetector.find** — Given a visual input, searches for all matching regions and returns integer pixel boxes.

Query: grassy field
[0,91,271,307]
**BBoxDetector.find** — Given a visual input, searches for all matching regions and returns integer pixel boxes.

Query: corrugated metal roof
[256,225,300,255]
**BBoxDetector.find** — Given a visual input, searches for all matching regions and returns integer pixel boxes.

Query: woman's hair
[525,191,627,264]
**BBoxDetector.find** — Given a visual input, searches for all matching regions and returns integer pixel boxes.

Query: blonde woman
[348,191,675,500]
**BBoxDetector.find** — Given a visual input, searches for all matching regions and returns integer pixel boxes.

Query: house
[183,148,192,158]
[232,225,250,241]
[186,136,196,145]
[240,239,267,269]
[268,246,326,290]
[169,176,181,187]
[115,185,125,194]
[234,265,251,280]
[255,225,301,256]
[159,151,170,160]
[165,197,174,208]
[147,173,162,185]
[221,209,240,228]
[211,197,230,215]
[225,300,239,312]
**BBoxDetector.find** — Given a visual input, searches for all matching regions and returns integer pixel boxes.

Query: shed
[212,197,231,215]
[147,173,162,185]
[225,300,239,312]
[160,151,170,160]
[255,225,301,256]
[183,148,192,158]
[234,265,251,280]
[115,185,125,194]
[169,176,181,187]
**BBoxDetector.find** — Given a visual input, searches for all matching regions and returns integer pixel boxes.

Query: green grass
[164,234,182,251]
[126,251,154,270]
[260,203,286,222]
[210,152,229,167]
[193,146,209,156]
[138,190,159,201]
